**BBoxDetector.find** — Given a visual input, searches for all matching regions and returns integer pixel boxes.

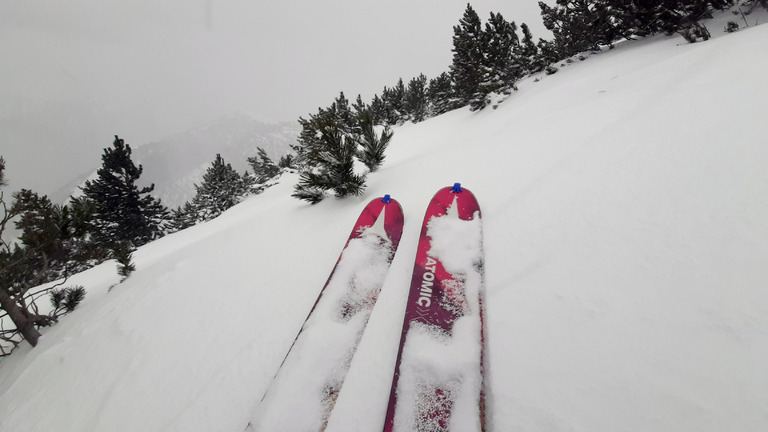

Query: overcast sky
[1,0,546,195]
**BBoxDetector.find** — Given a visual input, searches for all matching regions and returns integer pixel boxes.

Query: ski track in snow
[254,227,394,432]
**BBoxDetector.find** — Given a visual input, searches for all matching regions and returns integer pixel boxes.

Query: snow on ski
[383,184,486,432]
[247,195,404,432]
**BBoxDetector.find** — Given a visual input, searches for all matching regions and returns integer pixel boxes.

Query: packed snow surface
[2,20,768,432]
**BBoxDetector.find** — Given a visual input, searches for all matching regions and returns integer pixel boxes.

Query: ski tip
[450,183,463,193]
[381,194,392,204]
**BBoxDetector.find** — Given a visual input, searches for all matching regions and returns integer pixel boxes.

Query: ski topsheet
[383,184,486,432]
[248,196,404,432]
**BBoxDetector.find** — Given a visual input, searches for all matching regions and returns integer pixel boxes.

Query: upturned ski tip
[450,183,463,193]
[382,194,392,204]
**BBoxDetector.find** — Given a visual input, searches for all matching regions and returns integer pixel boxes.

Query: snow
[252,221,396,431]
[427,205,483,276]
[394,318,483,432]
[2,17,768,432]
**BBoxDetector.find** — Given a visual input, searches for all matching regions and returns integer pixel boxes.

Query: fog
[0,0,544,195]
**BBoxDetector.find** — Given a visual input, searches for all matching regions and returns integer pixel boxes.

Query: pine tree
[352,94,369,124]
[539,0,735,59]
[81,136,167,249]
[247,147,280,183]
[381,79,407,125]
[295,115,319,169]
[518,23,542,73]
[538,0,617,58]
[668,0,733,41]
[278,154,295,169]
[13,190,69,269]
[0,158,44,348]
[191,154,248,221]
[477,12,521,108]
[6,190,102,283]
[428,72,457,116]
[168,202,198,232]
[295,93,358,169]
[369,94,387,125]
[64,196,105,269]
[50,285,86,314]
[332,92,356,134]
[292,117,366,203]
[450,4,486,110]
[356,110,393,172]
[242,170,259,194]
[113,241,136,282]
[405,74,429,122]
[1,159,93,351]
[535,37,562,74]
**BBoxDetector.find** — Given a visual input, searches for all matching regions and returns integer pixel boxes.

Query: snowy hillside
[1,21,767,432]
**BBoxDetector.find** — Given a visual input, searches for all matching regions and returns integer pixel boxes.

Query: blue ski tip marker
[450,183,463,193]
[382,194,392,204]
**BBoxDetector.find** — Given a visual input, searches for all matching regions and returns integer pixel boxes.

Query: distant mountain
[61,114,299,209]
[134,114,299,209]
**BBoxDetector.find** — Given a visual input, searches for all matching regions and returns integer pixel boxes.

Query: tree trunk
[0,287,40,347]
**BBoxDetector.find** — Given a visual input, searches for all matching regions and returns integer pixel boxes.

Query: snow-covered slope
[1,22,767,432]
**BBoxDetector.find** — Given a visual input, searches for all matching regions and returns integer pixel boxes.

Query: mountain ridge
[53,113,298,209]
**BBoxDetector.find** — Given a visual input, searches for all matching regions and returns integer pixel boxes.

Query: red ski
[383,184,486,432]
[248,195,404,432]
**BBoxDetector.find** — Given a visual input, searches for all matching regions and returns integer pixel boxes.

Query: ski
[383,184,486,432]
[247,195,404,432]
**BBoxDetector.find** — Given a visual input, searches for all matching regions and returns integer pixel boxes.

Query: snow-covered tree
[538,0,736,58]
[192,154,249,221]
[292,117,367,204]
[112,241,136,282]
[405,74,429,122]
[381,80,407,125]
[450,4,486,110]
[477,12,522,108]
[168,202,198,232]
[356,110,393,172]
[428,72,457,116]
[247,147,281,183]
[1,160,91,352]
[278,154,295,169]
[538,0,617,57]
[517,23,542,73]
[81,136,168,248]
[295,93,358,169]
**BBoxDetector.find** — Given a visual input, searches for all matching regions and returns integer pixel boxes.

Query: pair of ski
[247,185,486,432]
